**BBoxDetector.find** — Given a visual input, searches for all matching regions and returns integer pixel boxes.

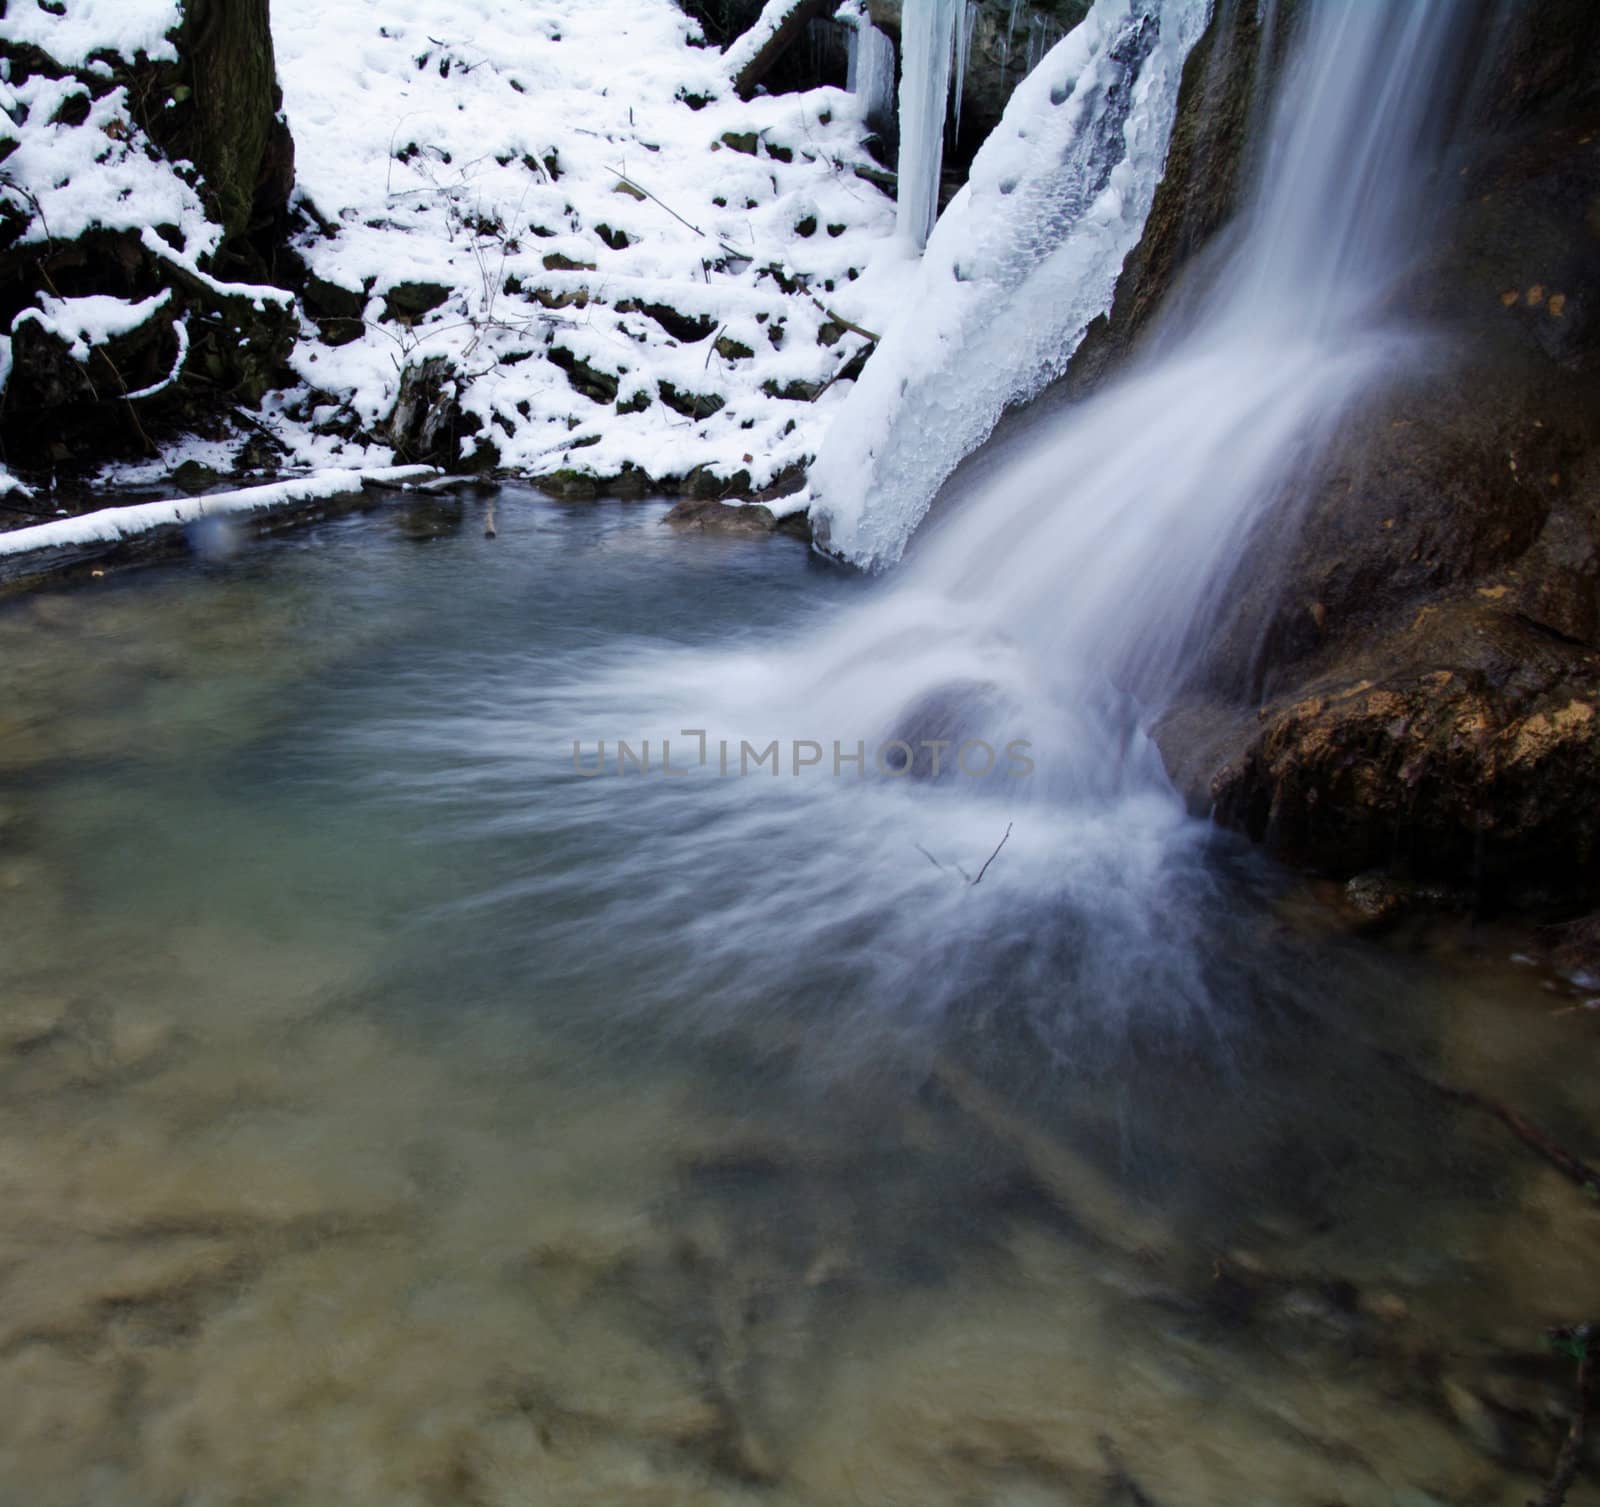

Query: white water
[816,0,1473,716]
[811,0,1207,567]
[421,0,1485,1035]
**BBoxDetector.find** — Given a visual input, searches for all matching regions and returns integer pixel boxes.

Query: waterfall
[803,0,1476,794]
[895,0,961,248]
[432,0,1497,1031]
[812,0,1209,567]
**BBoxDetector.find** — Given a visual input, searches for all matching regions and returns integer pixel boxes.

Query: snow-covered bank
[263,0,900,492]
[0,467,436,582]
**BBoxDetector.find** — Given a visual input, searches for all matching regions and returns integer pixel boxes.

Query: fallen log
[0,466,437,590]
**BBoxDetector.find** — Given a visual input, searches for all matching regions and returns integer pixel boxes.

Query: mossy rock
[549,347,620,404]
[535,469,601,499]
[382,280,451,323]
[663,497,777,533]
[615,299,717,343]
[760,378,822,403]
[303,274,366,321]
[658,382,726,420]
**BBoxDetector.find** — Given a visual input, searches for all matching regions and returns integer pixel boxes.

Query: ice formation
[809,0,1211,568]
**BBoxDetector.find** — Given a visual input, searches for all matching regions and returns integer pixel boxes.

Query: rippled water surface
[0,491,1596,1507]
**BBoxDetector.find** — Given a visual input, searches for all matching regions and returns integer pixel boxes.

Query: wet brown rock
[663,498,779,535]
[1160,601,1600,888]
[1114,0,1600,901]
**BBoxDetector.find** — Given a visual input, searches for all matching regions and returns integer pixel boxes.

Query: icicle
[896,0,961,249]
[865,25,896,125]
[953,2,979,138]
[811,0,1213,567]
[850,16,895,130]
[1003,0,1025,72]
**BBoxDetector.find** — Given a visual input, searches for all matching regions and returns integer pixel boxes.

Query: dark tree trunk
[0,0,299,473]
[139,0,296,268]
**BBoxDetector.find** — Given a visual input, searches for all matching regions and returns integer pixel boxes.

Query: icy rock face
[809,0,1210,569]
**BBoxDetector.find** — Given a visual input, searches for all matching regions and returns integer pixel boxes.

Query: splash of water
[412,0,1486,1043]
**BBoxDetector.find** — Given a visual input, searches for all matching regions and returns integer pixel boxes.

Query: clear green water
[0,490,1595,1506]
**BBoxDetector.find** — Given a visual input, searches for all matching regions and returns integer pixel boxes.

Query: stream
[0,491,1596,1506]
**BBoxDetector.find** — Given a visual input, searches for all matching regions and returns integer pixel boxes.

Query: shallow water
[0,491,1597,1507]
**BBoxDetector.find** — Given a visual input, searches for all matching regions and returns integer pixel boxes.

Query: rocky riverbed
[1,501,1598,1505]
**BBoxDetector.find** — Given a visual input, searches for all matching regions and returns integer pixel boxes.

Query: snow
[12,291,173,363]
[808,0,1212,568]
[0,0,179,68]
[0,72,209,251]
[0,0,1203,536]
[139,229,296,308]
[0,12,295,430]
[266,0,901,489]
[0,467,436,559]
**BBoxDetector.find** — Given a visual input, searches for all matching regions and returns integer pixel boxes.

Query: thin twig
[970,823,1013,887]
[1382,1045,1600,1202]
[807,294,880,342]
[915,823,1012,888]
[1532,1323,1595,1507]
[606,167,749,261]
[607,166,706,237]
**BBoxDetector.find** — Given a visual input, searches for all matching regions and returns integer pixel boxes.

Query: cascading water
[415,0,1488,1041]
[839,0,1473,703]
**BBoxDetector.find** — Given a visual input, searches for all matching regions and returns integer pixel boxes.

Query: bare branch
[970,823,1014,887]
